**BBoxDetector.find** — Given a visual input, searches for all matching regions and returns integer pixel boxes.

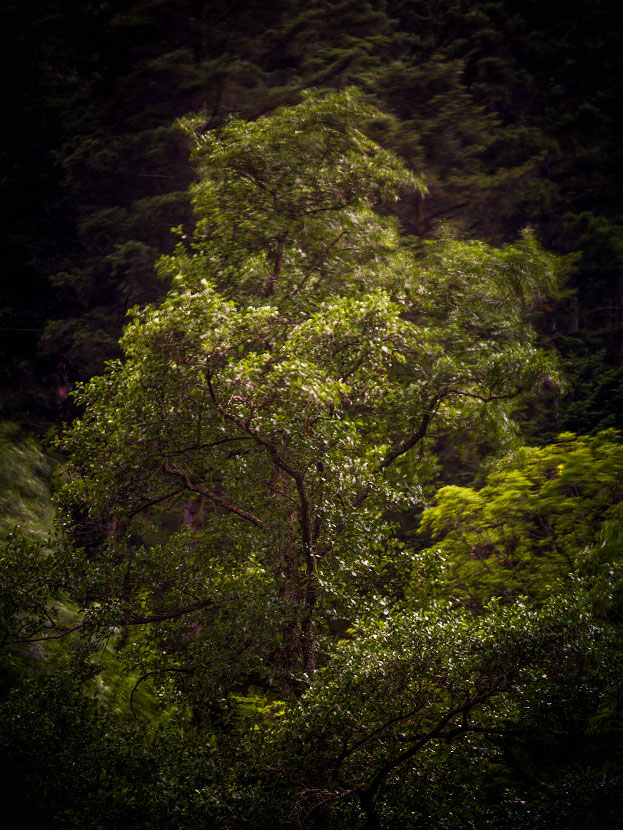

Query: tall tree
[59,91,558,697]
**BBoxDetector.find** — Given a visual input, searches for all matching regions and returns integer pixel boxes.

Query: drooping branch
[5,620,87,644]
[5,598,217,645]
[355,681,513,817]
[163,458,266,528]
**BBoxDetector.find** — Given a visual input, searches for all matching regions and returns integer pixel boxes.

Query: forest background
[1,1,622,827]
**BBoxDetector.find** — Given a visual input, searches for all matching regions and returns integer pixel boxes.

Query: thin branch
[250,475,300,507]
[163,458,265,528]
[378,397,442,472]
[6,620,86,644]
[446,387,522,402]
[127,487,186,518]
[120,598,213,625]
[336,702,426,771]
[423,201,470,225]
[159,435,256,457]
[290,231,349,296]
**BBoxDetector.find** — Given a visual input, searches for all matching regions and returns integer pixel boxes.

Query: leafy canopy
[417,430,623,612]
[60,88,559,697]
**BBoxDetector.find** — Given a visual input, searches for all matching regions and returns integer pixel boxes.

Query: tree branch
[120,598,213,625]
[163,458,266,528]
[446,387,522,402]
[378,394,444,471]
[291,231,349,296]
[6,620,86,644]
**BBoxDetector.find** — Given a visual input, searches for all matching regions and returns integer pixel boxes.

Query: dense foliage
[58,90,558,694]
[2,0,622,430]
[1,2,622,827]
[418,430,623,611]
[2,88,622,827]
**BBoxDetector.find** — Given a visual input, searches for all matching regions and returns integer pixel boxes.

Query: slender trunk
[277,546,317,693]
[262,232,287,296]
[277,540,303,696]
[301,568,317,677]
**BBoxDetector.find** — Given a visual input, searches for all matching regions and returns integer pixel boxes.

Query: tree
[238,595,618,829]
[56,89,560,702]
[416,430,623,612]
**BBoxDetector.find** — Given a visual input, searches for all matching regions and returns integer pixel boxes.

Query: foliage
[416,431,623,613]
[0,422,58,537]
[0,657,209,830]
[192,595,621,828]
[4,0,622,431]
[57,90,559,702]
[526,330,623,442]
[1,3,622,824]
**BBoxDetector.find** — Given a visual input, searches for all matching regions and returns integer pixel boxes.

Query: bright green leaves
[176,88,423,305]
[417,431,623,609]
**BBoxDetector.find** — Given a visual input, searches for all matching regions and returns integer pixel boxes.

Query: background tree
[415,430,623,613]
